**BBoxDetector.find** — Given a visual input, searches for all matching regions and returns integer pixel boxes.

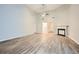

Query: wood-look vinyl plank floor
[0,33,79,54]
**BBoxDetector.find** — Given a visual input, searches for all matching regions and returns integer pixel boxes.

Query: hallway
[0,33,79,54]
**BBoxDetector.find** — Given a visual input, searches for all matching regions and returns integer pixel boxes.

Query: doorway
[42,22,54,33]
[42,22,48,33]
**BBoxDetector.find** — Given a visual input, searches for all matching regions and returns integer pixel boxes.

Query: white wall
[49,5,70,34]
[69,5,79,44]
[0,5,36,41]
[35,5,70,34]
[35,14,42,33]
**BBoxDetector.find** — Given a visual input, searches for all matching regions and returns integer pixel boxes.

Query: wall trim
[69,36,79,45]
[0,33,34,42]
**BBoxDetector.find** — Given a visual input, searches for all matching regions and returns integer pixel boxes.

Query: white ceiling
[26,4,63,13]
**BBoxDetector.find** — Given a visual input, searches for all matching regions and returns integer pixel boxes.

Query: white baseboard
[0,35,25,42]
[73,39,79,45]
[0,33,34,42]
[69,37,79,45]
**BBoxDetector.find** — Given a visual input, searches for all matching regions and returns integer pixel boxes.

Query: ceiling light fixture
[41,4,49,21]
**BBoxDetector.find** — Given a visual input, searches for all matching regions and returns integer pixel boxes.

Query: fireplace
[57,25,69,36]
[58,28,65,36]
